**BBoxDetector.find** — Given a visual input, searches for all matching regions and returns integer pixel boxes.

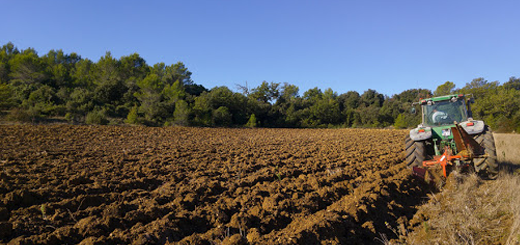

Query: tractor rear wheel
[473,126,499,179]
[405,136,426,167]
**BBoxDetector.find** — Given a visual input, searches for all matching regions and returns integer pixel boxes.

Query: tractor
[405,94,498,181]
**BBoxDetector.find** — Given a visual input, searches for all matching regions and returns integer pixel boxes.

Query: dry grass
[494,133,520,165]
[402,170,520,245]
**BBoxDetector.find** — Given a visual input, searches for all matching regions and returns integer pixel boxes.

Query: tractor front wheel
[473,126,499,179]
[405,136,427,168]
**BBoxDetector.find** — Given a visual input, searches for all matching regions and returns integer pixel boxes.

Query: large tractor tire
[405,136,426,168]
[473,126,499,179]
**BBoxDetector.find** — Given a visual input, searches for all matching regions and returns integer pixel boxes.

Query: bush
[86,110,108,125]
[125,105,139,124]
[8,108,32,122]
[245,114,257,128]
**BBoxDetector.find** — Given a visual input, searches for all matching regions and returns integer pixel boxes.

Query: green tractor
[405,94,498,180]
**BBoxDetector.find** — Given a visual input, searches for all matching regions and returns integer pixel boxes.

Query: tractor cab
[421,95,468,127]
[410,94,485,142]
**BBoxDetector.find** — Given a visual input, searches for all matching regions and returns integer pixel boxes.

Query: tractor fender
[459,120,485,135]
[409,126,432,141]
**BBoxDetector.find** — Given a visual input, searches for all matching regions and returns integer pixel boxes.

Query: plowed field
[0,125,428,244]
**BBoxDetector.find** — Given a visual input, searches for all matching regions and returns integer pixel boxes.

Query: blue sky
[2,1,519,96]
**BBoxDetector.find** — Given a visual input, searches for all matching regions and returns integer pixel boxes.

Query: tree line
[1,42,519,132]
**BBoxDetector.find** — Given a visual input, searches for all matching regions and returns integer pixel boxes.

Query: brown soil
[0,125,429,244]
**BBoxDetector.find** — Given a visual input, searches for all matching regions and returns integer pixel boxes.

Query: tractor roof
[420,94,465,104]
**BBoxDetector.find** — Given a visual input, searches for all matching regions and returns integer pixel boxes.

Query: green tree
[284,102,304,127]
[434,81,456,96]
[247,97,271,127]
[192,92,212,126]
[207,86,248,125]
[173,99,190,126]
[477,86,520,132]
[0,43,18,84]
[460,78,499,99]
[8,48,46,86]
[356,105,381,127]
[71,58,95,88]
[360,89,384,107]
[119,53,149,111]
[315,99,341,125]
[41,49,80,88]
[151,62,193,87]
[309,88,341,126]
[163,80,186,104]
[338,91,360,111]
[162,80,187,122]
[66,87,95,122]
[213,106,232,126]
[502,77,520,91]
[119,53,149,82]
[343,108,358,127]
[391,88,431,127]
[93,52,126,106]
[303,87,323,103]
[272,83,300,127]
[166,62,193,86]
[394,113,407,129]
[134,73,165,124]
[378,98,399,127]
[250,81,280,103]
[0,83,14,109]
[280,83,299,100]
[26,85,55,106]
[0,61,8,84]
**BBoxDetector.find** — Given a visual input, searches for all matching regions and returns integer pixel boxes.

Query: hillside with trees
[1,42,519,132]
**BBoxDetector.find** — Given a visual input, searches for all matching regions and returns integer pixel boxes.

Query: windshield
[422,99,468,126]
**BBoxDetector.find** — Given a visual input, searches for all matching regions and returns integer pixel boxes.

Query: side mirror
[411,107,416,114]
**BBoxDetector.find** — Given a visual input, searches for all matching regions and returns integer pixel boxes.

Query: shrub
[125,105,139,124]
[8,108,32,122]
[245,114,257,128]
[86,110,108,125]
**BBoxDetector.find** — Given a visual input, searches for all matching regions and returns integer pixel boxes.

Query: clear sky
[2,0,519,96]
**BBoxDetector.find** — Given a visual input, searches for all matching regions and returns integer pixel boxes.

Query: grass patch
[399,170,520,245]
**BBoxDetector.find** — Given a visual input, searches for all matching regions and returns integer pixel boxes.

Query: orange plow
[413,124,487,180]
[422,146,462,178]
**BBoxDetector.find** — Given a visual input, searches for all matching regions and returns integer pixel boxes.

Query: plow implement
[413,124,488,180]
